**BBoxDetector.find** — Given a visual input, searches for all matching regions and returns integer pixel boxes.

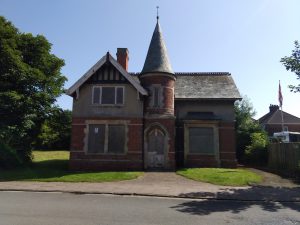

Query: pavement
[0,170,299,202]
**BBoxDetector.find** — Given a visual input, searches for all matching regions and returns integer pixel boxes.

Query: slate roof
[130,72,241,100]
[174,73,241,100]
[259,109,300,125]
[141,21,174,75]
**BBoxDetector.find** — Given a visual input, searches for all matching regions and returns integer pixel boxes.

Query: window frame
[92,86,124,106]
[188,127,215,154]
[184,122,219,157]
[151,84,162,108]
[85,122,128,155]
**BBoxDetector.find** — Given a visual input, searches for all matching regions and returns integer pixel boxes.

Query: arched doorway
[145,127,166,169]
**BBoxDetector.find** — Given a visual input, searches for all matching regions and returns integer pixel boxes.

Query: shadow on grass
[171,186,300,215]
[0,159,71,181]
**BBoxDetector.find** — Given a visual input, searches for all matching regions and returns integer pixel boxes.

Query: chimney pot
[116,48,129,71]
[269,104,279,113]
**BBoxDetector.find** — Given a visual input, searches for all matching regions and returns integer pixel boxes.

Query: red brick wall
[219,122,237,168]
[185,155,219,167]
[69,117,144,171]
[140,75,175,115]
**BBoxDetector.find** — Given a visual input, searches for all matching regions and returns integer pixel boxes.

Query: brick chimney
[116,48,129,71]
[269,104,279,113]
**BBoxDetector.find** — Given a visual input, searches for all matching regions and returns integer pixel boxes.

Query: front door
[147,128,165,169]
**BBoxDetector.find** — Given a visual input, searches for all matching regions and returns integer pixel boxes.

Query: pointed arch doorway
[145,125,168,169]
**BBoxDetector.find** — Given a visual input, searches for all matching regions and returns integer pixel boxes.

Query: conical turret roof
[141,21,174,75]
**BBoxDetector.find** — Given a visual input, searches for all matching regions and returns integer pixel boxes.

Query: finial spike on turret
[156,6,159,21]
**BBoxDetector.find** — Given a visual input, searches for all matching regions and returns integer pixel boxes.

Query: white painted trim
[109,54,148,95]
[66,53,148,96]
[66,55,106,96]
[91,85,125,106]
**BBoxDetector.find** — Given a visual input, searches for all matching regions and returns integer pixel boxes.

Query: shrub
[0,142,24,169]
[244,132,269,165]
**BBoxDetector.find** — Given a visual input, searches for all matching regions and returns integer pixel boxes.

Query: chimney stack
[116,48,129,71]
[269,104,279,113]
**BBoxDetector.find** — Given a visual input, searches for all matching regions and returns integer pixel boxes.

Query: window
[108,125,125,153]
[93,86,124,105]
[151,86,162,108]
[153,87,160,107]
[88,125,105,153]
[87,124,126,154]
[189,127,214,154]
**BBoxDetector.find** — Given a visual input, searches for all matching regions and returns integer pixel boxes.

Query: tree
[281,41,300,93]
[35,108,71,150]
[0,16,67,161]
[234,97,268,164]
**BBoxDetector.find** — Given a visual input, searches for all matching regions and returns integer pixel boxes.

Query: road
[0,191,299,225]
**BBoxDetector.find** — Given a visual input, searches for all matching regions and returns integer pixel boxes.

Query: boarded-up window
[107,125,125,153]
[189,127,214,154]
[88,124,105,153]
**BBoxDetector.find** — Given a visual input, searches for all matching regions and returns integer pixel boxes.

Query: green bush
[244,132,269,165]
[0,142,24,169]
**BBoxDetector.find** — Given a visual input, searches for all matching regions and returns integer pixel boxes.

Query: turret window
[154,87,160,107]
[151,85,162,108]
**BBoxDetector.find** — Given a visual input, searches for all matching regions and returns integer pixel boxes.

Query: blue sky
[1,0,299,118]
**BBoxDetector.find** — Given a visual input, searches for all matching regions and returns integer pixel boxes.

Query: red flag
[278,81,283,107]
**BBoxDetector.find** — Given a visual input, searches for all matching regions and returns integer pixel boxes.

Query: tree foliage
[35,108,71,150]
[281,40,300,93]
[234,97,268,164]
[0,16,67,161]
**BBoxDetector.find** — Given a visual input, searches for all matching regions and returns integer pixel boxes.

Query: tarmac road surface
[0,191,299,225]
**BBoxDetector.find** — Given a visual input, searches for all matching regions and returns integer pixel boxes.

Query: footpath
[0,170,299,202]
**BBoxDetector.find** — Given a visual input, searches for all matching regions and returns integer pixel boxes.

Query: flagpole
[281,105,284,132]
[278,80,284,132]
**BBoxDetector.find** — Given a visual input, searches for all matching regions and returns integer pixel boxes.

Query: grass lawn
[0,151,143,182]
[177,168,263,186]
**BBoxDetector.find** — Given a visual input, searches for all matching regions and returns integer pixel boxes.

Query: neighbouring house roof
[174,73,241,100]
[66,53,148,97]
[140,21,174,75]
[259,109,300,125]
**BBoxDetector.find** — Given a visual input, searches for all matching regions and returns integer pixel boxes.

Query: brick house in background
[66,19,241,171]
[259,105,300,136]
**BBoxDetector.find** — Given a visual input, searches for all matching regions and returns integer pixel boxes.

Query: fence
[268,143,300,171]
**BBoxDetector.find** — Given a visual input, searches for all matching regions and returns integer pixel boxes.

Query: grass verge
[0,151,143,182]
[177,168,262,186]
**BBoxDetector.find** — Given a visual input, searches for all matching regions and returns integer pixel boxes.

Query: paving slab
[0,171,299,202]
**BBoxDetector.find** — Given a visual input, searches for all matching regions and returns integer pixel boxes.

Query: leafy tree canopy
[281,40,300,93]
[234,96,267,163]
[0,16,67,160]
[35,108,71,150]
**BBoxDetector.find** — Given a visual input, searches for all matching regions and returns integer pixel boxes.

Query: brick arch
[144,122,169,170]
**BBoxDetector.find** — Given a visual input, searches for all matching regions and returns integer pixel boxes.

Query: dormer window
[93,86,124,105]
